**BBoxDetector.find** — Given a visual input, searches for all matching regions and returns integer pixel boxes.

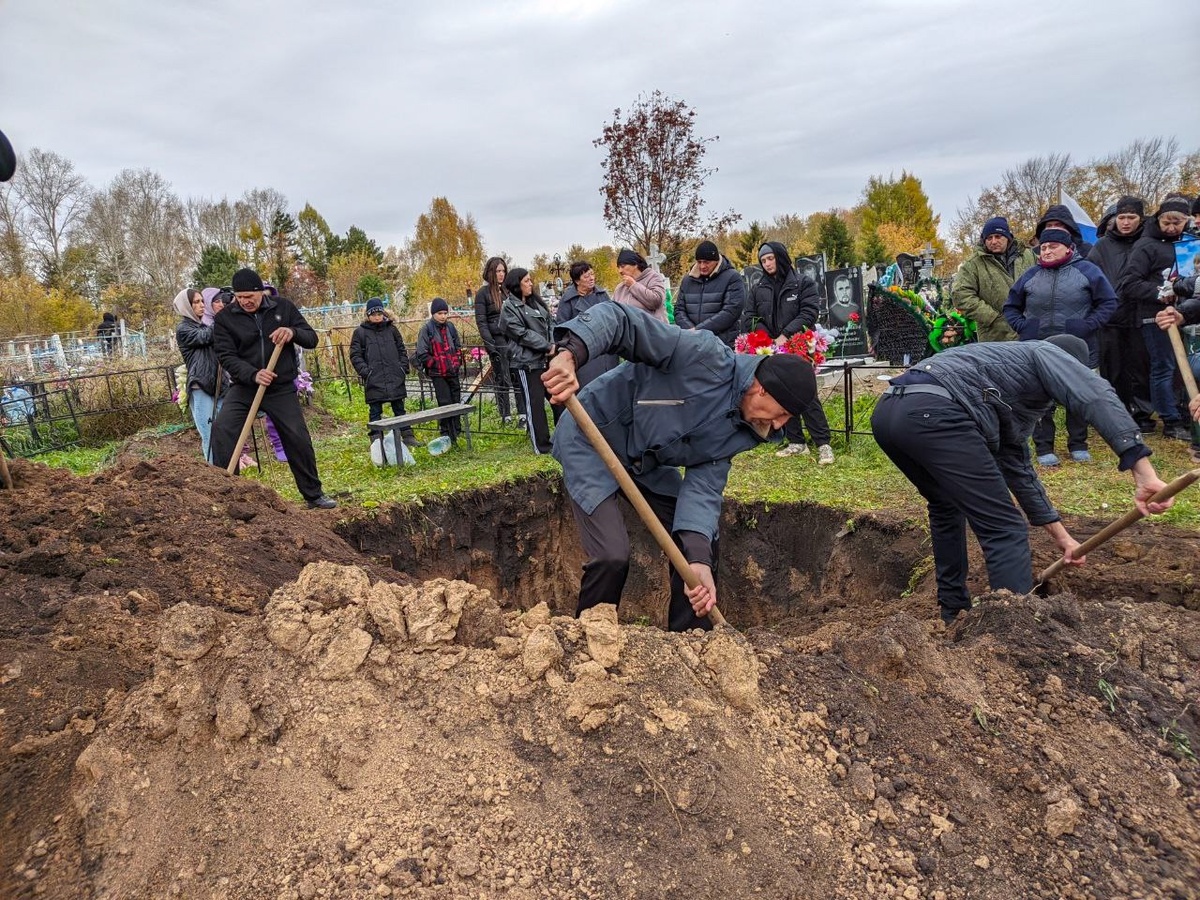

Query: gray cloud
[2,0,1195,265]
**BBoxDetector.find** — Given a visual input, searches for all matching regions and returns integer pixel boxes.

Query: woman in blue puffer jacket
[1004,227,1118,466]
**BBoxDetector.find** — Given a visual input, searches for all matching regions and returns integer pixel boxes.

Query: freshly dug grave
[0,448,1197,899]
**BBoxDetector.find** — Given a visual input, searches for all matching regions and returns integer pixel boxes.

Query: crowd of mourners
[954,194,1200,463]
[168,193,1198,629]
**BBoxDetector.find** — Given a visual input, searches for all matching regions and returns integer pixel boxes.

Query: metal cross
[647,243,667,272]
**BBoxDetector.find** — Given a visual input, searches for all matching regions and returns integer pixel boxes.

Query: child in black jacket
[414,298,464,444]
[350,297,420,447]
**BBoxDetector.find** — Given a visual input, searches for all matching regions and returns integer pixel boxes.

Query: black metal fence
[1,364,181,457]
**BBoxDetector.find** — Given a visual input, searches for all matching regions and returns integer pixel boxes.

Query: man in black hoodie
[1088,196,1153,430]
[742,242,834,463]
[1034,203,1094,258]
[210,267,336,509]
[1118,194,1195,441]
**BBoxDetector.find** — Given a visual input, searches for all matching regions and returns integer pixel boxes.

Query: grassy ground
[234,381,1200,531]
[24,380,1200,530]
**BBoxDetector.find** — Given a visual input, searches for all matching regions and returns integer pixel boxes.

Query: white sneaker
[817,444,835,465]
[775,443,808,457]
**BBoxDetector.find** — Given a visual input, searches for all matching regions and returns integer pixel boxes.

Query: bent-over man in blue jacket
[542,303,816,631]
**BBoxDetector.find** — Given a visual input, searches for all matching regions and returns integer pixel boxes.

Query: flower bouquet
[734,327,832,370]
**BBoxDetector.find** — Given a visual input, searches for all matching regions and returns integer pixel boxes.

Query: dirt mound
[1,452,1198,899]
[0,451,395,900]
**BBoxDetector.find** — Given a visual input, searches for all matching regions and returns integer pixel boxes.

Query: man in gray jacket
[542,303,816,631]
[871,336,1172,625]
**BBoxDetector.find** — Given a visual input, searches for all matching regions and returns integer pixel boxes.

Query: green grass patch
[35,443,120,474]
[30,389,1200,530]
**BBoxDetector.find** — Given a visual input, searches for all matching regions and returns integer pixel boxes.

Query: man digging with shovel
[210,268,337,510]
[542,302,816,632]
[870,335,1174,626]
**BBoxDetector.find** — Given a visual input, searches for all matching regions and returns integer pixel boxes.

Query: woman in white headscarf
[174,288,220,461]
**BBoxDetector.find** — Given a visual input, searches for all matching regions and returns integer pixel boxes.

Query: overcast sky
[3,0,1198,265]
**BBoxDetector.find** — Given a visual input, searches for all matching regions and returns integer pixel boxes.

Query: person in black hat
[871,335,1172,625]
[742,241,834,463]
[350,297,420,448]
[951,216,1037,343]
[541,302,816,631]
[209,267,337,509]
[414,298,465,445]
[1119,194,1196,441]
[1087,196,1153,431]
[675,239,746,347]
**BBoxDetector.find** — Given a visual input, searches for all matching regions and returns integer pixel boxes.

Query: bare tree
[594,91,737,274]
[0,180,27,277]
[237,188,287,235]
[184,197,244,259]
[11,147,90,284]
[952,153,1074,252]
[82,168,192,321]
[1091,137,1181,209]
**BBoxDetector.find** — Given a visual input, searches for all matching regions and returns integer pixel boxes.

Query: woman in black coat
[500,267,554,454]
[350,297,420,447]
[474,256,525,423]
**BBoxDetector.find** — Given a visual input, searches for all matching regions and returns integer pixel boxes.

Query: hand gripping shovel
[225,342,284,475]
[1160,269,1200,434]
[564,394,729,627]
[1034,465,1200,592]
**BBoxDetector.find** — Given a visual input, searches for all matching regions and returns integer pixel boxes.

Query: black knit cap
[1114,196,1145,217]
[695,240,720,262]
[0,128,15,183]
[1039,228,1074,247]
[1156,194,1192,217]
[430,298,449,314]
[230,268,264,292]
[1045,334,1089,366]
[617,248,646,268]
[755,354,817,418]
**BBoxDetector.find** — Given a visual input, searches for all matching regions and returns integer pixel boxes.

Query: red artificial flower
[745,328,773,351]
[849,312,861,323]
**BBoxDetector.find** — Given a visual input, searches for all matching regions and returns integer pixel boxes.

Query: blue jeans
[1141,323,1184,424]
[189,388,217,462]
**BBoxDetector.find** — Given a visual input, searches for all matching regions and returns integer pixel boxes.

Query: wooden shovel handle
[1166,323,1199,401]
[225,342,285,475]
[1037,466,1200,584]
[564,394,727,627]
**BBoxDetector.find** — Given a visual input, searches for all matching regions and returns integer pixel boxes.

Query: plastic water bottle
[427,435,452,456]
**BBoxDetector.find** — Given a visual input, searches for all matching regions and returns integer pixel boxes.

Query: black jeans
[1033,403,1088,455]
[872,392,1033,614]
[211,384,324,502]
[1099,326,1154,427]
[367,399,416,442]
[785,393,831,446]
[429,375,462,441]
[570,489,716,632]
